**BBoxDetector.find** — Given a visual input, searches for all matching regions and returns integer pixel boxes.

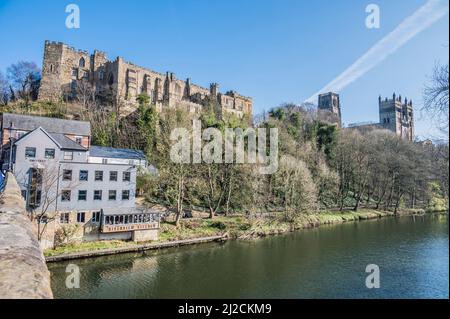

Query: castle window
[71,68,78,77]
[79,57,85,68]
[98,71,104,80]
[108,73,114,86]
[49,64,54,73]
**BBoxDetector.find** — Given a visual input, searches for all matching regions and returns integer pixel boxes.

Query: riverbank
[44,208,442,261]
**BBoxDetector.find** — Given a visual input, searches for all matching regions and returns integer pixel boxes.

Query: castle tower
[318,92,342,126]
[38,41,65,101]
[38,40,94,102]
[379,93,414,141]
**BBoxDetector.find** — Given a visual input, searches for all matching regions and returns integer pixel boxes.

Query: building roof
[48,133,87,151]
[90,146,146,160]
[13,127,87,151]
[1,113,91,136]
[101,207,149,216]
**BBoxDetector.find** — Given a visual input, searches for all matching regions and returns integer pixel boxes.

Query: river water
[48,214,449,299]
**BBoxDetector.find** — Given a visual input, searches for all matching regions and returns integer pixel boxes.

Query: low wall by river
[0,172,53,299]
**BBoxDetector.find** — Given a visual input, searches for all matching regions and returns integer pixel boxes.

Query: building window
[92,211,101,223]
[64,152,73,161]
[79,57,85,68]
[123,171,131,182]
[109,190,117,200]
[28,189,42,208]
[78,190,87,201]
[77,212,86,223]
[25,147,36,158]
[61,190,71,202]
[16,131,26,139]
[122,190,130,200]
[79,170,88,181]
[108,73,114,86]
[98,71,104,80]
[71,68,78,78]
[94,190,102,200]
[45,148,55,159]
[62,169,72,181]
[95,171,103,181]
[75,136,83,145]
[60,212,70,224]
[110,171,118,181]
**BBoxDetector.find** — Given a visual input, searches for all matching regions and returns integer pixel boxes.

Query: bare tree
[7,61,41,106]
[0,71,9,105]
[423,62,449,134]
[75,79,97,111]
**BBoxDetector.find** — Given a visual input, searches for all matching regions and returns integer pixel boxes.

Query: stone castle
[318,92,414,141]
[38,41,253,118]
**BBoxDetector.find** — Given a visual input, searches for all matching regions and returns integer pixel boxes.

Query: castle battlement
[38,41,253,120]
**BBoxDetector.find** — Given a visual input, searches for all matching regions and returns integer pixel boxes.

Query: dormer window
[75,136,83,145]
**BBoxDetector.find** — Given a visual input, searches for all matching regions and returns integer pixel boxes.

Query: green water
[49,214,449,299]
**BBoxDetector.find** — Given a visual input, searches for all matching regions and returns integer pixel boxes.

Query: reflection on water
[49,214,449,299]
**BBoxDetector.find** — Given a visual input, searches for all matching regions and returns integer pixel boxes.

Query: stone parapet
[0,172,53,299]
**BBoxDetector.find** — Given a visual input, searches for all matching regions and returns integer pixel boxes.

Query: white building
[1,113,159,248]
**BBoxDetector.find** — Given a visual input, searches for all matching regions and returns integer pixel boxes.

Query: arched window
[79,57,85,68]
[108,73,114,86]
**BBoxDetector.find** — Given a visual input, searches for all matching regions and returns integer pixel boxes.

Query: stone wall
[0,172,53,299]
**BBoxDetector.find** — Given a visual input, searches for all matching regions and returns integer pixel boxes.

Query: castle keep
[38,41,253,118]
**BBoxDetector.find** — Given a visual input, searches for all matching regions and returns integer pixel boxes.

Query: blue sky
[0,0,448,138]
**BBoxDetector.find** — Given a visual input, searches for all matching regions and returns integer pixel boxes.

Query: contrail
[305,0,449,104]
